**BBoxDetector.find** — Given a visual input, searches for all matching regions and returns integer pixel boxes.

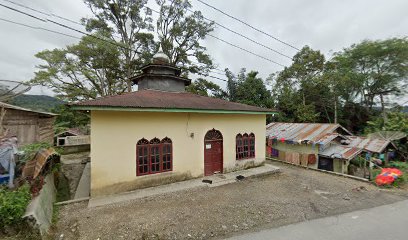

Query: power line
[0,2,141,54]
[0,17,82,40]
[148,7,285,68]
[196,0,300,51]
[185,8,293,60]
[1,0,83,27]
[208,34,285,67]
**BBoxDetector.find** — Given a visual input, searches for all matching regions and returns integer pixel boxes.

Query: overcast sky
[0,0,407,102]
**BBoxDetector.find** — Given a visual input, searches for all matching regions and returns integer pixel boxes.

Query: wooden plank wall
[2,109,55,146]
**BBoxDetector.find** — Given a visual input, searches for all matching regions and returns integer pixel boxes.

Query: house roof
[347,136,392,153]
[319,145,362,160]
[266,122,352,142]
[71,89,277,114]
[55,128,85,137]
[0,102,57,117]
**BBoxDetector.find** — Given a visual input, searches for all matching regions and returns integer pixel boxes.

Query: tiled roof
[72,89,276,113]
[266,122,352,142]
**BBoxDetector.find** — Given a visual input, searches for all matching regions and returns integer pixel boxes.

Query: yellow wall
[90,111,266,196]
[272,142,319,169]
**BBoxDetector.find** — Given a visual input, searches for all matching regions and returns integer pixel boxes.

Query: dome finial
[153,44,170,64]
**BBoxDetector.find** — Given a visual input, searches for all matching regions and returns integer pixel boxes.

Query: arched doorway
[204,129,223,176]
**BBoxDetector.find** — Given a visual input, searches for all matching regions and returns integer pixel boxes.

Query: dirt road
[54,161,408,240]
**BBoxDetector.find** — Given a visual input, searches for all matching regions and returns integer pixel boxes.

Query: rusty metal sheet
[319,145,362,160]
[266,122,344,143]
[347,136,391,153]
[22,148,60,179]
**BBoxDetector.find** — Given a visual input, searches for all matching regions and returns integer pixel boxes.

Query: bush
[0,185,31,229]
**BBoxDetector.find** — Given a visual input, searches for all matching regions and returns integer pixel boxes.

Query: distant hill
[9,94,65,112]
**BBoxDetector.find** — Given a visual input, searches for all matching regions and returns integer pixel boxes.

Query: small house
[266,122,354,173]
[0,102,56,146]
[55,128,90,146]
[72,49,276,197]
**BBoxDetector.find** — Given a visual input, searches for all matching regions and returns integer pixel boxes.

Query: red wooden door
[204,129,223,176]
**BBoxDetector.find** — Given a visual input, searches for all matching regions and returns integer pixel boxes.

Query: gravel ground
[53,161,408,240]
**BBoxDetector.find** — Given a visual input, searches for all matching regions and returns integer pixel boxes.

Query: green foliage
[388,161,408,171]
[156,0,215,75]
[226,69,273,108]
[52,105,90,131]
[186,78,226,98]
[9,95,64,112]
[0,185,31,228]
[365,110,408,134]
[19,142,55,162]
[31,32,128,101]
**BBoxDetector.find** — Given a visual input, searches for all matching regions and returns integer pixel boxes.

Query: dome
[153,46,170,64]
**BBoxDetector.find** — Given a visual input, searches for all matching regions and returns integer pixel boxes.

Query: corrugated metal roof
[347,136,391,153]
[266,122,348,142]
[0,102,57,116]
[319,145,362,160]
[72,89,276,113]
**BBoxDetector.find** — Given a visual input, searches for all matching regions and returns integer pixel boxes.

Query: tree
[156,0,215,76]
[83,0,155,91]
[270,46,328,122]
[32,33,126,101]
[52,105,90,133]
[186,78,226,98]
[336,38,408,120]
[233,69,273,108]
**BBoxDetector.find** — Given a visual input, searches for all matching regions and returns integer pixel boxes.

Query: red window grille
[161,137,172,172]
[249,133,255,157]
[137,138,150,175]
[236,133,255,160]
[136,137,173,176]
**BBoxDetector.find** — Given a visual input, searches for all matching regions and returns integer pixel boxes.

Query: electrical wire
[185,8,293,60]
[0,2,141,54]
[0,17,81,40]
[208,34,285,67]
[196,0,300,51]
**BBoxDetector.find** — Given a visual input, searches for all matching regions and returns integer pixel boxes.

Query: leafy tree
[83,0,155,91]
[32,32,126,101]
[234,70,273,108]
[186,78,226,98]
[336,38,408,119]
[52,105,90,132]
[156,0,215,75]
[271,46,328,122]
[365,108,408,134]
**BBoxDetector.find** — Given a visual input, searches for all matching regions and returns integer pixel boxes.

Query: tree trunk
[334,95,338,124]
[126,55,132,92]
[380,93,387,122]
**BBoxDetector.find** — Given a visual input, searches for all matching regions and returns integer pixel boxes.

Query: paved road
[227,199,408,240]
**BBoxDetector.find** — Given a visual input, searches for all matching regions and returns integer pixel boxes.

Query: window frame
[236,133,256,160]
[136,137,173,176]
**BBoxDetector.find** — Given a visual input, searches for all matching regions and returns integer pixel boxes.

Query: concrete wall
[90,111,266,196]
[23,173,56,235]
[271,142,319,169]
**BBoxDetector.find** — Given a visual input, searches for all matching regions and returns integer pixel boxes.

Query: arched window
[249,133,255,157]
[161,137,172,172]
[136,137,173,176]
[236,133,256,160]
[137,138,150,175]
[236,134,243,159]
